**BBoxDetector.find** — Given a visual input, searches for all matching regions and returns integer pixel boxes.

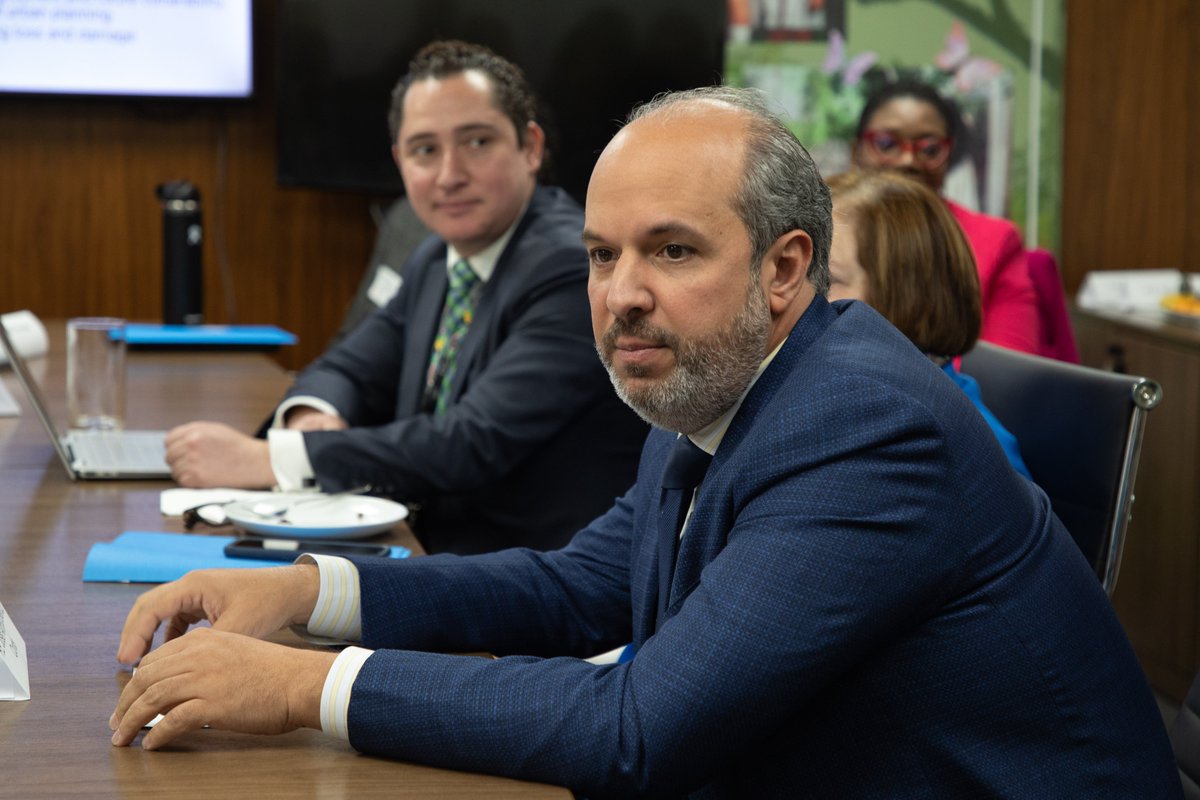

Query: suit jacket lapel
[656,486,685,626]
[437,190,544,406]
[630,432,672,648]
[666,489,721,615]
[662,295,838,616]
[400,256,448,414]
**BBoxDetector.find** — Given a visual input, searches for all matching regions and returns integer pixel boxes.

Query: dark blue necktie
[656,435,713,625]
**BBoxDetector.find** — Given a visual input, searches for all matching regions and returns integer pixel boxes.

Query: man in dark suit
[163,41,646,553]
[113,87,1182,797]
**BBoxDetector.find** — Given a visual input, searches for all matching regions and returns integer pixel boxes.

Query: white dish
[223,494,408,539]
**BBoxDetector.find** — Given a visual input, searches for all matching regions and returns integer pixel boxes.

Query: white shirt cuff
[585,645,627,665]
[300,554,363,641]
[267,428,317,491]
[319,645,374,741]
[274,395,342,429]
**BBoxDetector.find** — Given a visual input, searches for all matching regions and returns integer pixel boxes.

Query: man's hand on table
[116,565,322,666]
[109,628,334,750]
[111,565,329,749]
[115,566,324,666]
[165,421,275,488]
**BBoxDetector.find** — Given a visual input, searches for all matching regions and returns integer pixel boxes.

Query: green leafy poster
[725,0,1064,250]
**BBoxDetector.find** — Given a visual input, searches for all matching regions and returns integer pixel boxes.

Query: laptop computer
[0,319,171,480]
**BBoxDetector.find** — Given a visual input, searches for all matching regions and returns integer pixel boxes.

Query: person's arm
[284,291,412,429]
[345,485,639,657]
[332,385,981,796]
[163,251,422,491]
[261,404,348,492]
[225,266,419,491]
[976,224,1043,355]
[107,494,638,752]
[302,247,609,498]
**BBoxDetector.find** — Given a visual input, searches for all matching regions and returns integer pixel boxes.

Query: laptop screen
[0,318,80,478]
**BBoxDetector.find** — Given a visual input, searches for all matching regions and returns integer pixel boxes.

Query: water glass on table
[66,317,126,430]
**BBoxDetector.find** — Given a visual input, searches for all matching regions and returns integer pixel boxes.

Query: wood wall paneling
[1061,0,1195,291]
[1189,0,1200,267]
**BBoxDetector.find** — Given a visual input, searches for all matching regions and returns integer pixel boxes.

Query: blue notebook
[122,324,297,347]
[82,531,408,583]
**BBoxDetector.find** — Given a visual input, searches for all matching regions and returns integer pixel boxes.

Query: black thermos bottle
[156,180,204,325]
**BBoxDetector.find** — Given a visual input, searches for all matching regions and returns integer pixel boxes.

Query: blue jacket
[344,297,1180,798]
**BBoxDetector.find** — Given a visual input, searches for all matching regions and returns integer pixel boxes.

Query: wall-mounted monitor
[275,0,727,200]
[0,1,253,99]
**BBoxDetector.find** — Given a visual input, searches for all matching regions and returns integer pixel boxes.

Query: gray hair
[626,86,831,294]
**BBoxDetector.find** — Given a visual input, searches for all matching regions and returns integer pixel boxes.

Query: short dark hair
[387,40,538,146]
[855,78,967,167]
[626,86,832,294]
[826,169,981,357]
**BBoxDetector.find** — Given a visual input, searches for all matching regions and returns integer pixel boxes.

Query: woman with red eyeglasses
[851,78,1042,356]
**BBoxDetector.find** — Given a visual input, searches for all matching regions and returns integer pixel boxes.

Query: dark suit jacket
[289,186,647,553]
[342,297,1181,798]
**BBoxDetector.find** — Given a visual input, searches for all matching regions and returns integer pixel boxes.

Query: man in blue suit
[112,86,1182,797]
[161,41,646,554]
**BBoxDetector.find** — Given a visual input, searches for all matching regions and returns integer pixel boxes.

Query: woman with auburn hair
[826,168,1031,479]
[851,78,1042,356]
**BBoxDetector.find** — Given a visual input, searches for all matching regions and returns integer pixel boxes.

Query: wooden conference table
[0,327,569,799]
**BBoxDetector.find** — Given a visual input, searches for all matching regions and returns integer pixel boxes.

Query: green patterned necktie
[425,257,481,414]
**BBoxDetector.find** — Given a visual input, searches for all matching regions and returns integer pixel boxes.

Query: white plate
[224,494,408,539]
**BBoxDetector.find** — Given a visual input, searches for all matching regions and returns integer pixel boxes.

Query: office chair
[332,197,430,345]
[960,342,1161,594]
[1171,669,1200,799]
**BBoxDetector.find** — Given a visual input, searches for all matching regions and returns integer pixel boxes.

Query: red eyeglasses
[859,130,952,168]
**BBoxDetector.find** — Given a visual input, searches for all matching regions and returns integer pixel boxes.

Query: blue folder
[122,324,297,347]
[82,531,408,583]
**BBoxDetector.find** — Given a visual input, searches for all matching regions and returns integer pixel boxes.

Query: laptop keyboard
[68,430,168,473]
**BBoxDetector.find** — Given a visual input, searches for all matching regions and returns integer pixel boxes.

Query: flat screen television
[0,1,253,99]
[275,0,727,200]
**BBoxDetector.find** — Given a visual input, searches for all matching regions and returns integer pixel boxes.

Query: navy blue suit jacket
[288,186,647,553]
[343,297,1180,797]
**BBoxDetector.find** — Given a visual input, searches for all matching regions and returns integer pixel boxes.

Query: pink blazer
[1026,247,1081,363]
[947,200,1042,356]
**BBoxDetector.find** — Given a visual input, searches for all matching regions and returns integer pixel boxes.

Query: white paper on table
[0,379,18,417]
[1076,269,1196,313]
[0,601,30,701]
[159,488,272,517]
[0,310,49,367]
